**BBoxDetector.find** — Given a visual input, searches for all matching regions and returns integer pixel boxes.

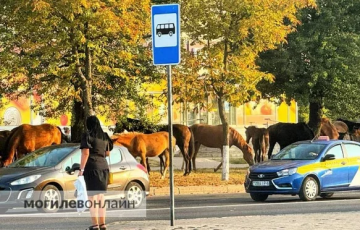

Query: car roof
[293,139,360,146]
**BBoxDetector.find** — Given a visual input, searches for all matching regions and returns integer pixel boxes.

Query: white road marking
[1,195,360,217]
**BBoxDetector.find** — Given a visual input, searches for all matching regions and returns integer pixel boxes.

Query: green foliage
[0,0,161,127]
[174,0,315,126]
[257,0,360,121]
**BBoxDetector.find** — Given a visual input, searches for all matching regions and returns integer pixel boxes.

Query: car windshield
[272,143,327,160]
[7,145,78,168]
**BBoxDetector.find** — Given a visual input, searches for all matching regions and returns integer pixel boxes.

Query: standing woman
[79,116,113,230]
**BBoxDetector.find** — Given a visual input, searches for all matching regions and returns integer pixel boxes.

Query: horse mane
[229,127,248,149]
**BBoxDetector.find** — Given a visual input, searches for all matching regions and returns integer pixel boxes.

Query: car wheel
[169,31,173,36]
[37,185,62,213]
[0,208,8,214]
[299,177,318,201]
[157,32,162,37]
[125,182,144,208]
[320,192,334,199]
[250,193,268,202]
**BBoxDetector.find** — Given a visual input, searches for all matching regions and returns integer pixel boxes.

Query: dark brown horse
[111,131,176,179]
[266,122,314,159]
[0,130,12,156]
[114,118,194,176]
[0,124,68,167]
[190,124,254,172]
[245,126,269,163]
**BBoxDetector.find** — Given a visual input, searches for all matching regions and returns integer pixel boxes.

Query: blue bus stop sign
[151,4,181,65]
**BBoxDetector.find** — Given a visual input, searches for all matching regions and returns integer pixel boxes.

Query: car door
[61,150,82,199]
[321,144,349,189]
[343,143,360,188]
[106,147,131,192]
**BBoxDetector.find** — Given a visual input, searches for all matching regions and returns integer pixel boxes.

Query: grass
[149,168,248,188]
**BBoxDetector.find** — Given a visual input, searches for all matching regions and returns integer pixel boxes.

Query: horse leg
[214,148,223,172]
[179,146,189,176]
[193,142,201,172]
[146,158,151,173]
[267,140,276,160]
[140,155,148,175]
[161,150,170,180]
[159,154,164,175]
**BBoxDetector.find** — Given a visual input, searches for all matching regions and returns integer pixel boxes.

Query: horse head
[57,126,70,143]
[243,145,255,166]
[320,118,339,140]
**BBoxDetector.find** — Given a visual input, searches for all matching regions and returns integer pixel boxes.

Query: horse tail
[1,126,20,166]
[187,127,195,162]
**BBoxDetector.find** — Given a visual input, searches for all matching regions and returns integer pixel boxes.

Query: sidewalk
[107,212,359,230]
[150,155,249,171]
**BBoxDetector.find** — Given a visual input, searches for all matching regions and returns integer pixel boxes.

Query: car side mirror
[72,163,80,171]
[322,154,335,162]
[66,163,80,175]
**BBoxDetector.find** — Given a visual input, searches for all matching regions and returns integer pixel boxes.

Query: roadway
[1,192,360,229]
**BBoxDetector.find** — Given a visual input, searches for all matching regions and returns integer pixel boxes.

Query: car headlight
[10,175,41,186]
[276,168,297,177]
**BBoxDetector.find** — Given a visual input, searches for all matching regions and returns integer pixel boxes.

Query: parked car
[245,136,360,202]
[0,143,149,213]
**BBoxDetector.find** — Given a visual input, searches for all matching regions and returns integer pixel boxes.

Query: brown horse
[320,118,339,140]
[112,131,176,179]
[245,126,269,163]
[0,124,67,167]
[190,124,254,172]
[111,132,166,174]
[333,120,351,140]
[114,118,194,176]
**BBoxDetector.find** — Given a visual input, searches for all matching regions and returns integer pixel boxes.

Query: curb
[149,185,246,196]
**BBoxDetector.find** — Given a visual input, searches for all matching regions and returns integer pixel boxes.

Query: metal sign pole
[151,4,179,226]
[166,65,175,226]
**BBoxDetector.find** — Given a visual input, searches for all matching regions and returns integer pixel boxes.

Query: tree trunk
[308,96,323,137]
[217,96,229,181]
[71,99,85,143]
[83,22,94,119]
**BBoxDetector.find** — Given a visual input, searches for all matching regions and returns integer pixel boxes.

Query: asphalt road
[1,192,360,229]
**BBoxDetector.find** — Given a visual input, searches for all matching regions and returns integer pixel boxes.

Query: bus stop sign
[151,4,181,65]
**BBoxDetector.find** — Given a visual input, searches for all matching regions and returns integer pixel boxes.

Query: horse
[0,130,12,156]
[320,118,339,140]
[266,122,315,159]
[0,124,69,167]
[111,131,176,179]
[111,132,165,174]
[245,126,269,163]
[114,118,194,176]
[336,118,360,134]
[157,124,194,176]
[190,124,254,172]
[332,120,351,140]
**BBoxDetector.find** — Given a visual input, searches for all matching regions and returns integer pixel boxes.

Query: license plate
[252,181,270,186]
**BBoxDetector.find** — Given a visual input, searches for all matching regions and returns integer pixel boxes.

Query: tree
[257,0,360,134]
[178,0,316,180]
[0,0,157,140]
